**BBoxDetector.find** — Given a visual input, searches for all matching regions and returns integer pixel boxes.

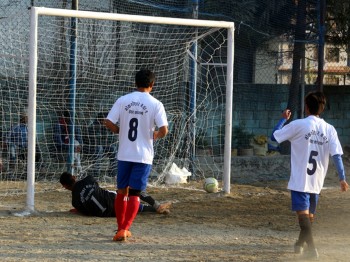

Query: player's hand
[340,180,349,192]
[282,109,292,120]
[153,131,159,140]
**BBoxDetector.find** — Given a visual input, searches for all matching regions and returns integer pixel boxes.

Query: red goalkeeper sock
[115,193,128,230]
[122,196,140,230]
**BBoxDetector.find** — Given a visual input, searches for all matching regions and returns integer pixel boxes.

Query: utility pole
[317,0,326,91]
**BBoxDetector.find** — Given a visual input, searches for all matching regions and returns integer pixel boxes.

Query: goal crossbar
[27,7,234,212]
[32,7,235,28]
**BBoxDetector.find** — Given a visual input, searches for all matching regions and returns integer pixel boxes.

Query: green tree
[326,1,350,53]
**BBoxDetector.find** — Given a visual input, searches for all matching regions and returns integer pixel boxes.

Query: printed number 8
[307,150,318,175]
[128,118,138,141]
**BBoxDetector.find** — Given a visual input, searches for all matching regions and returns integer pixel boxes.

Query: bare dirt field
[0,166,349,262]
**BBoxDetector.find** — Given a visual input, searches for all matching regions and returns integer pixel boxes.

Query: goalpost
[24,7,234,212]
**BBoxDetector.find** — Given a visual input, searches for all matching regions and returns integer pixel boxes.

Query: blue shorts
[291,190,319,214]
[117,160,152,191]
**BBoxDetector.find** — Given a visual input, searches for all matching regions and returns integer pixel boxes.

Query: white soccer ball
[204,177,219,193]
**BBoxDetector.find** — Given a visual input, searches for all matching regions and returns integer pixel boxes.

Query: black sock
[298,214,315,249]
[140,191,160,209]
[140,205,156,213]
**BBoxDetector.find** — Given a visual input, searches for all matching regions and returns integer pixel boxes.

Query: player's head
[58,109,72,120]
[20,113,27,124]
[60,172,76,191]
[135,69,155,88]
[305,91,326,116]
[62,110,71,118]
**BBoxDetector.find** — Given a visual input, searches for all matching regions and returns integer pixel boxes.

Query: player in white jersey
[104,69,168,241]
[271,91,348,259]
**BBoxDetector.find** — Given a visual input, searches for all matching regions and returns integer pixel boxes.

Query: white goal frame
[27,7,234,212]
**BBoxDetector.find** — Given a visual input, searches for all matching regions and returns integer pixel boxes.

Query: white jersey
[107,91,168,164]
[274,115,343,194]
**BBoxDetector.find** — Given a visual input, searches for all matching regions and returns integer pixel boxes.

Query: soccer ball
[204,177,219,193]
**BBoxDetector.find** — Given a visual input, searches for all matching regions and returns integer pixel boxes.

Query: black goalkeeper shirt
[71,175,116,217]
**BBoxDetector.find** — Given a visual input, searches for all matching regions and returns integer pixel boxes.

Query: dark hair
[135,69,155,88]
[305,91,326,115]
[20,113,27,124]
[60,172,75,186]
[58,109,71,118]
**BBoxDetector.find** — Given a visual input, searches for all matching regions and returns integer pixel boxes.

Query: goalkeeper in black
[60,172,171,217]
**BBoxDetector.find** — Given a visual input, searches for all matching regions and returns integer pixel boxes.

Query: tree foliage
[326,0,350,48]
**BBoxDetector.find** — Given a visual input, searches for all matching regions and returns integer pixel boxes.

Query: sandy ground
[0,166,349,262]
[0,147,350,262]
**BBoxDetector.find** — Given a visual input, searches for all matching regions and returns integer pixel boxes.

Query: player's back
[283,116,342,193]
[72,175,115,217]
[115,91,166,164]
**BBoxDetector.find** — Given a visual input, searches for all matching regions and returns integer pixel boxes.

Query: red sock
[115,193,128,230]
[122,196,140,230]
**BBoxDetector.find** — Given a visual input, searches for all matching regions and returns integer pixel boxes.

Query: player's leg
[73,140,82,173]
[116,163,152,241]
[140,191,172,214]
[113,161,132,241]
[291,191,311,251]
[303,193,319,259]
[296,212,314,249]
[292,191,318,259]
[138,203,157,213]
[308,193,319,225]
[122,187,141,229]
[8,143,17,170]
[113,188,130,241]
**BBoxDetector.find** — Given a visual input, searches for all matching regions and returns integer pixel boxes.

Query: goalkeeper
[60,172,171,217]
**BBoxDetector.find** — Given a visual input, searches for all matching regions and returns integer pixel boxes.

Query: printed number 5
[307,150,318,175]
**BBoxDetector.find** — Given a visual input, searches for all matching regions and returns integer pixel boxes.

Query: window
[326,48,339,63]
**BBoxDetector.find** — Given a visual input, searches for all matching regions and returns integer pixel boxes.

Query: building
[254,36,350,85]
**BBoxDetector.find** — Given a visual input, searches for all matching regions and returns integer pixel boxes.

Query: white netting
[0,9,232,200]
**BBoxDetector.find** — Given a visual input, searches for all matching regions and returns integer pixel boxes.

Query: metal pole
[189,0,198,178]
[68,0,78,174]
[317,0,326,91]
[26,7,39,213]
[223,26,234,194]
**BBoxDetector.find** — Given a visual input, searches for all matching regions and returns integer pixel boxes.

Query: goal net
[1,7,234,211]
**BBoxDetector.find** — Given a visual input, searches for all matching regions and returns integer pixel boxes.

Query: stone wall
[231,155,290,184]
[234,84,350,146]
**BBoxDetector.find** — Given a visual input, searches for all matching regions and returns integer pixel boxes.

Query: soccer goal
[3,7,234,212]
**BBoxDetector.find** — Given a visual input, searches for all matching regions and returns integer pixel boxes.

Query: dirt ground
[0,159,350,261]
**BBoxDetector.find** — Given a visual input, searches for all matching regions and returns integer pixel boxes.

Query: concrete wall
[231,155,290,184]
[233,84,350,146]
[230,84,349,185]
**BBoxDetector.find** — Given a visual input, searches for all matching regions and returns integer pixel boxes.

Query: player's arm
[104,119,119,134]
[331,154,349,192]
[153,125,168,140]
[270,109,292,142]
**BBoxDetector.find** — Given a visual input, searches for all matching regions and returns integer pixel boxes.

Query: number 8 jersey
[107,91,168,165]
[273,115,343,194]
